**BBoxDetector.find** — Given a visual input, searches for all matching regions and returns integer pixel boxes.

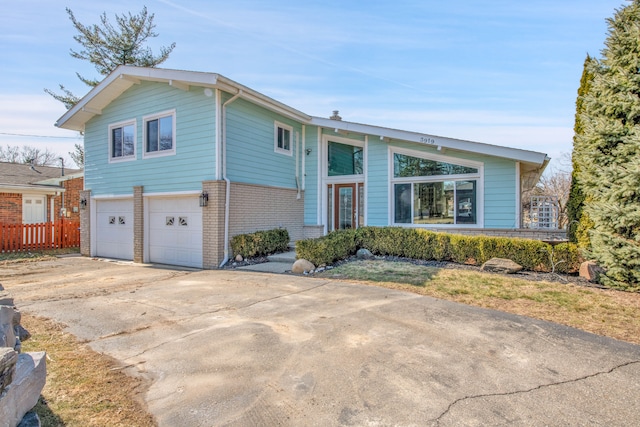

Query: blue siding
[303,127,319,224]
[366,139,389,226]
[84,81,217,195]
[225,98,302,189]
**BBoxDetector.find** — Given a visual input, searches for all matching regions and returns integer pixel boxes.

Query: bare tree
[522,153,572,229]
[0,144,62,166]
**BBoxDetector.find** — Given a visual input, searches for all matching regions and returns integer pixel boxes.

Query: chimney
[330,110,342,121]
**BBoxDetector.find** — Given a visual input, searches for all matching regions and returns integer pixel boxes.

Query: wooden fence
[1,220,80,253]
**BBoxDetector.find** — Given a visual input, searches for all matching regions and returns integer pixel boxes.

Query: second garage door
[148,197,203,268]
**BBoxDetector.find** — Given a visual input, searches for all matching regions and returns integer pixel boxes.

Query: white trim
[142,190,201,198]
[302,125,306,190]
[142,109,177,159]
[323,134,365,182]
[108,119,137,163]
[316,127,322,227]
[92,194,134,200]
[274,121,293,156]
[364,135,369,226]
[388,146,484,229]
[215,89,222,180]
[515,162,521,228]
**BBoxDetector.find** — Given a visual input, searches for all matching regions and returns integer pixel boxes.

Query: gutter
[218,90,242,268]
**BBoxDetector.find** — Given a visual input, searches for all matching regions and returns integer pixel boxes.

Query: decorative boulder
[235,254,244,263]
[292,259,315,274]
[481,258,523,274]
[356,248,374,260]
[580,261,605,282]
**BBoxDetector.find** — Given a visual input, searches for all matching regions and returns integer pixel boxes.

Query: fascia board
[56,66,311,130]
[0,184,64,195]
[310,117,549,167]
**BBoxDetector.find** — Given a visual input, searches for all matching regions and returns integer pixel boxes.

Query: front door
[328,183,364,231]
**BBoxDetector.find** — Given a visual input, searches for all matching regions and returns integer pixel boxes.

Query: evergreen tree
[567,55,595,246]
[576,1,640,289]
[45,6,176,109]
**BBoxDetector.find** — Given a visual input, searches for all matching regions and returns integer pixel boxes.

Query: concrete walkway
[3,257,640,426]
[236,250,297,273]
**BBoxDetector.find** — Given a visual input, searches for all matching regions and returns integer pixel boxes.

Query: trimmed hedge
[295,226,582,274]
[230,228,289,258]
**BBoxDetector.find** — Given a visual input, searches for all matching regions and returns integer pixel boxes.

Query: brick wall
[133,186,144,263]
[228,182,304,243]
[52,177,83,221]
[202,180,227,269]
[428,227,567,241]
[0,193,22,224]
[79,190,91,256]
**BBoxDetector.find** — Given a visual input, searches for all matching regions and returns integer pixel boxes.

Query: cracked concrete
[3,257,640,426]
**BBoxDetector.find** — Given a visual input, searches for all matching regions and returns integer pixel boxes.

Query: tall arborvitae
[576,1,640,289]
[567,55,595,246]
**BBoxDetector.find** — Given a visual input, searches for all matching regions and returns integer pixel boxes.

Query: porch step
[236,261,292,274]
[267,250,296,263]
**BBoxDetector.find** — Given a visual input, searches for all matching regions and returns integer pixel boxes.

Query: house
[56,66,552,269]
[0,162,83,224]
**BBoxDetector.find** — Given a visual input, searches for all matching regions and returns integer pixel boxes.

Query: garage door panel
[148,197,202,268]
[96,200,133,260]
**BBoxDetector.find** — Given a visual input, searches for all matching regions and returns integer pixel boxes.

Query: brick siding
[0,193,22,224]
[79,190,91,256]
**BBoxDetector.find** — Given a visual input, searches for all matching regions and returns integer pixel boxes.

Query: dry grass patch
[317,260,640,345]
[20,314,155,427]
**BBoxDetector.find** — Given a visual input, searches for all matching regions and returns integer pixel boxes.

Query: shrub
[296,229,357,266]
[297,226,583,274]
[230,228,289,258]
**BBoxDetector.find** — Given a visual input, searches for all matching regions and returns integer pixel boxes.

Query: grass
[316,259,640,346]
[20,314,155,427]
[0,248,80,262]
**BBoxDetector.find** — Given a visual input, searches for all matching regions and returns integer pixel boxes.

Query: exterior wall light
[80,198,87,210]
[199,191,209,207]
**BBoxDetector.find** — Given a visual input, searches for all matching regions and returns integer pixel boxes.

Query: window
[109,120,136,162]
[391,150,480,226]
[328,141,363,176]
[274,122,293,155]
[144,110,175,157]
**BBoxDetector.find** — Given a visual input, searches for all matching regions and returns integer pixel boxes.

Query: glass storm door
[335,183,356,230]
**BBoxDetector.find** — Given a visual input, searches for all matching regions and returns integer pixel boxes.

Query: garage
[95,199,134,260]
[148,197,202,268]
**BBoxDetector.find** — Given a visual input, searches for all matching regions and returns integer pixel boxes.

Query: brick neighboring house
[0,162,83,224]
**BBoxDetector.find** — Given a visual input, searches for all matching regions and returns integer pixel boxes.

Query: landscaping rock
[1,347,17,392]
[235,254,244,263]
[356,248,374,260]
[481,258,523,274]
[0,352,46,427]
[292,259,315,274]
[580,261,605,282]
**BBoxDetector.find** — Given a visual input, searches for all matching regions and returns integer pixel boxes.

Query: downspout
[219,90,242,268]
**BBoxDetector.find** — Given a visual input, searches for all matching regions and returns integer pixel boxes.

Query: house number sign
[420,137,436,144]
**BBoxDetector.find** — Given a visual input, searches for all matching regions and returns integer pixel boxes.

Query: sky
[0,0,625,169]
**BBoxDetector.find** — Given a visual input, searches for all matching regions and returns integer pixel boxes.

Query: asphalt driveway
[3,256,640,426]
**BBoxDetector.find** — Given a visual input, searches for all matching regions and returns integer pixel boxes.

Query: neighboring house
[0,162,83,224]
[56,66,552,269]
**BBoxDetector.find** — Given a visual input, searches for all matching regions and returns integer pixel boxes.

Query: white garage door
[148,197,202,268]
[96,199,134,260]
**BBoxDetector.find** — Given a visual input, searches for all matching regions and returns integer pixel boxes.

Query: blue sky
[0,0,624,168]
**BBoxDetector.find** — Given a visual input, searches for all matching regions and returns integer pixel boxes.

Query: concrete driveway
[3,257,640,426]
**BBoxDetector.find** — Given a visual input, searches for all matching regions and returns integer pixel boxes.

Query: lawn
[315,259,640,346]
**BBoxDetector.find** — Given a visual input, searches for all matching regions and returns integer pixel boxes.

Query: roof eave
[56,66,311,130]
[309,117,549,167]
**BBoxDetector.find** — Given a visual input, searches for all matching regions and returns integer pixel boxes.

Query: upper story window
[109,120,136,162]
[144,110,176,158]
[274,122,293,156]
[328,141,363,176]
